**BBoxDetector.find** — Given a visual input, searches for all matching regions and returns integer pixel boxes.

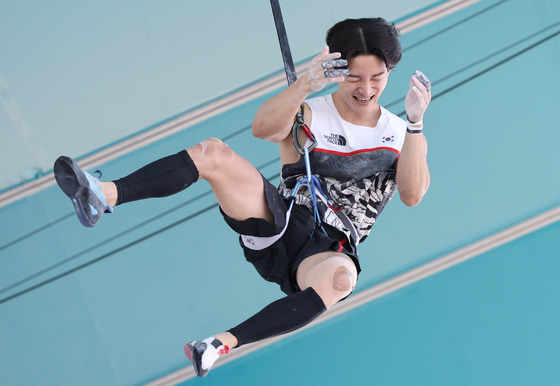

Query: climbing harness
[269,1,358,251]
[269,0,324,233]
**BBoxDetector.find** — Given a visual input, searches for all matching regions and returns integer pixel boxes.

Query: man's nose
[359,80,374,95]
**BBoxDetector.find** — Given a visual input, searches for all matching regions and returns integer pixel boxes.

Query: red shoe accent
[218,345,230,356]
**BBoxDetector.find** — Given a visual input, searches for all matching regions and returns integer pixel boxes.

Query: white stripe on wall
[0,0,480,208]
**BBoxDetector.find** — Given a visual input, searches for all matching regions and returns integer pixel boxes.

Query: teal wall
[1,0,559,385]
[0,0,435,191]
[193,219,560,385]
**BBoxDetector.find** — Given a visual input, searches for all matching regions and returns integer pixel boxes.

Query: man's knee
[197,138,233,161]
[332,266,354,292]
[307,256,357,308]
[188,138,235,178]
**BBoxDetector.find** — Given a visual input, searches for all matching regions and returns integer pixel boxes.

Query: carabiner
[292,104,318,155]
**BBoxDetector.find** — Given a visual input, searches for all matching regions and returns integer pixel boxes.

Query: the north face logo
[324,133,347,146]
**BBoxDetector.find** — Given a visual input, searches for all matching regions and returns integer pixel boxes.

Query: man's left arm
[396,71,432,206]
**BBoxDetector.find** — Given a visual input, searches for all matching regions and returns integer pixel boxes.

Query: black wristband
[406,127,423,134]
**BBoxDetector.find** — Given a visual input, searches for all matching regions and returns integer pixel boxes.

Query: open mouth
[354,95,374,103]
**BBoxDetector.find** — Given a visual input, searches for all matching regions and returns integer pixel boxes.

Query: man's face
[336,55,390,119]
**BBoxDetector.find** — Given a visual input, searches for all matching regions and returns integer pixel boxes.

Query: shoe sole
[54,156,102,227]
[184,342,194,362]
[183,341,207,377]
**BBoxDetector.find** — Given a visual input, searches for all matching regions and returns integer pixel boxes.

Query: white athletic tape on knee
[332,266,353,292]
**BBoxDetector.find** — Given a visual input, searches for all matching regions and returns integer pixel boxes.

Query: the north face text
[324,133,347,146]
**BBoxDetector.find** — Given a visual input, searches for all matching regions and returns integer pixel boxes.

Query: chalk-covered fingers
[306,46,349,92]
[414,70,431,92]
[405,70,432,123]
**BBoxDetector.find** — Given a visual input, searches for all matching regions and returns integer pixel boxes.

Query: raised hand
[405,70,432,122]
[305,46,349,92]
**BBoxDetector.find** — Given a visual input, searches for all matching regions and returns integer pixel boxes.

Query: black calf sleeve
[228,287,326,347]
[113,150,199,205]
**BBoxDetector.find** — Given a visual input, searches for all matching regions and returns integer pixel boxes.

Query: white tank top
[279,94,407,241]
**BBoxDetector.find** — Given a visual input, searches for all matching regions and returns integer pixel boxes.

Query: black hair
[326,17,402,69]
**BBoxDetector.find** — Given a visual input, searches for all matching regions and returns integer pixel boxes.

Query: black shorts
[221,175,361,295]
